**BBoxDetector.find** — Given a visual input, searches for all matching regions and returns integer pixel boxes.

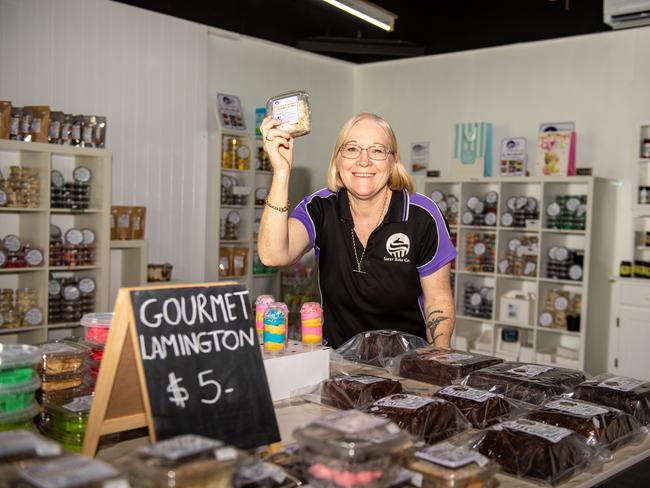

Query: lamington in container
[366,393,470,444]
[463,362,586,405]
[571,373,650,426]
[527,397,643,450]
[398,347,503,386]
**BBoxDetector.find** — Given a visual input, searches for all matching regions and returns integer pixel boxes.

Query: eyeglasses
[339,143,392,161]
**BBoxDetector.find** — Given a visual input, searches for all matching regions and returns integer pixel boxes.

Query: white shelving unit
[0,139,111,344]
[424,176,617,374]
[205,111,280,302]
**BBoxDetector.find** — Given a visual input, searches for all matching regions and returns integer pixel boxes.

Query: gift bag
[452,123,493,177]
[534,122,576,176]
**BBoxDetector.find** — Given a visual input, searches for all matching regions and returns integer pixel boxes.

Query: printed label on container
[271,96,300,124]
[507,364,553,377]
[502,419,572,443]
[429,352,474,364]
[64,394,94,413]
[544,399,608,417]
[415,442,487,468]
[316,410,388,434]
[140,434,223,461]
[344,375,388,385]
[438,385,496,403]
[597,376,645,392]
[373,394,435,411]
[19,457,123,488]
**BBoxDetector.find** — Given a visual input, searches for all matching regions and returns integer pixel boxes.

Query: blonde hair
[326,113,415,194]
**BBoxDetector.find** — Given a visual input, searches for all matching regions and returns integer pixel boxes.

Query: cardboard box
[499,290,535,325]
[263,342,330,401]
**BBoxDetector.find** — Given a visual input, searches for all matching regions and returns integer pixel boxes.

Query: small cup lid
[80,312,113,329]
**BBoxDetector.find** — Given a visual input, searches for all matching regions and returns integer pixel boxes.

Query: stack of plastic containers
[37,342,88,404]
[0,430,64,485]
[0,344,40,432]
[43,395,92,453]
[79,313,113,389]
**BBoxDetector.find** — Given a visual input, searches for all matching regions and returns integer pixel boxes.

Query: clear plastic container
[46,394,92,436]
[37,384,91,406]
[0,344,41,373]
[0,402,38,432]
[115,434,241,488]
[320,374,403,410]
[17,455,128,487]
[0,430,64,488]
[293,410,413,488]
[0,376,40,413]
[38,342,88,375]
[408,440,499,488]
[80,313,113,346]
[266,91,311,137]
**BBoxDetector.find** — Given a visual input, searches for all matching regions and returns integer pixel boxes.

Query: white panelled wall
[2,0,650,283]
[0,0,208,281]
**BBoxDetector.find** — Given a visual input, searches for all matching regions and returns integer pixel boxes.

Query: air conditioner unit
[604,0,650,29]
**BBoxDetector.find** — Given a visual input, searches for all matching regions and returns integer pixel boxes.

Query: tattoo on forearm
[426,310,450,342]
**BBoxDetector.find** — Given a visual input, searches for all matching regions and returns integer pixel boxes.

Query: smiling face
[336,118,394,201]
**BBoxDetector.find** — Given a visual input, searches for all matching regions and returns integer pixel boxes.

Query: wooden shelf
[49,265,101,271]
[0,207,46,213]
[541,228,586,235]
[496,274,537,281]
[537,327,581,337]
[539,277,584,286]
[0,326,46,335]
[0,267,47,274]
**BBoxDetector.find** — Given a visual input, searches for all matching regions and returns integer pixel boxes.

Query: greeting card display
[217,93,246,131]
[452,123,493,178]
[534,123,576,177]
[500,138,527,176]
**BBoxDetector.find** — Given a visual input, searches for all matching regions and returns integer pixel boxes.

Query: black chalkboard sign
[130,283,280,449]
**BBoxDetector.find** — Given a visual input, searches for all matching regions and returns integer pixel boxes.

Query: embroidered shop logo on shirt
[384,233,411,263]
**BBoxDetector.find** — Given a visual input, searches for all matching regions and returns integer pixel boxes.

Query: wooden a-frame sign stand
[82,282,237,456]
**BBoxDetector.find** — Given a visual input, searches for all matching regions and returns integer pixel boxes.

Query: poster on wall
[217,93,246,131]
[410,142,430,173]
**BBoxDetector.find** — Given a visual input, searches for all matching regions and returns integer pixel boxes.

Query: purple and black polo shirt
[290,188,457,348]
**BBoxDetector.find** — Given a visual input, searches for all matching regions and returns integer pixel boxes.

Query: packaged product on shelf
[255,295,275,341]
[501,195,539,228]
[39,372,83,392]
[264,303,288,354]
[70,115,83,146]
[222,135,250,170]
[20,107,33,142]
[48,111,64,144]
[463,362,587,405]
[294,410,413,488]
[59,114,73,145]
[476,419,599,485]
[81,116,96,147]
[17,455,127,487]
[232,247,248,276]
[301,301,323,348]
[131,206,147,239]
[335,329,428,368]
[545,246,584,281]
[224,211,242,240]
[397,347,503,386]
[406,435,499,488]
[571,373,650,426]
[2,166,40,208]
[24,106,50,143]
[219,247,233,277]
[36,384,91,406]
[498,235,538,277]
[0,345,40,415]
[463,233,495,273]
[430,190,459,226]
[462,283,493,319]
[9,107,22,140]
[94,116,107,148]
[40,395,92,452]
[0,101,11,139]
[461,191,498,227]
[115,434,241,488]
[266,90,311,137]
[147,263,173,282]
[546,195,587,230]
[256,145,272,171]
[526,398,643,450]
[366,393,470,444]
[255,187,269,205]
[319,374,403,410]
[539,289,581,331]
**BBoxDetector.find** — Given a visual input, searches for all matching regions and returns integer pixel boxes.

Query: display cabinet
[424,176,617,373]
[0,139,111,344]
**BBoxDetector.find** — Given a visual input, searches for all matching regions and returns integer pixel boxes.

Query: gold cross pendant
[353,268,366,274]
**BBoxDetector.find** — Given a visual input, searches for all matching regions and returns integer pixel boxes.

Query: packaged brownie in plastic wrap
[318,374,403,410]
[571,373,650,426]
[474,418,601,485]
[293,409,414,488]
[335,330,428,368]
[366,393,471,444]
[463,362,586,405]
[396,347,503,385]
[407,433,499,488]
[434,384,526,429]
[527,397,644,450]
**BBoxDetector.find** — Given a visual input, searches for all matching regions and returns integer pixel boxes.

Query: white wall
[0,0,208,281]
[355,28,650,267]
[208,32,354,191]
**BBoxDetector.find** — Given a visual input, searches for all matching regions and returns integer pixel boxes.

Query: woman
[258,112,456,348]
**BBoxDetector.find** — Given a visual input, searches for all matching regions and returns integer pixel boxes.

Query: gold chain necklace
[351,189,389,274]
